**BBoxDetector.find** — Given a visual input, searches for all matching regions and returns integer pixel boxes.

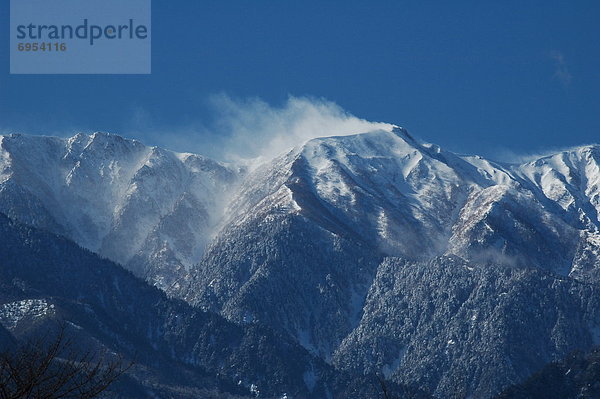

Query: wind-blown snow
[0,132,240,292]
[3,127,600,295]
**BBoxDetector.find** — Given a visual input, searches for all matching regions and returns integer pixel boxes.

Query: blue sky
[1,1,599,160]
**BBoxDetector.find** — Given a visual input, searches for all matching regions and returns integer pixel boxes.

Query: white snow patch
[0,299,55,329]
[377,208,390,240]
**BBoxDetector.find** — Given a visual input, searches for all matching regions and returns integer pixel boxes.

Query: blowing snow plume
[131,95,395,163]
[209,94,394,162]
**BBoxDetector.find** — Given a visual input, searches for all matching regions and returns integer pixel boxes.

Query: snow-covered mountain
[185,126,600,396]
[2,127,600,397]
[199,126,600,282]
[0,132,240,293]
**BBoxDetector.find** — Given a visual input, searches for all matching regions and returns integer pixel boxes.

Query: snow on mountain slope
[509,146,600,280]
[219,127,507,260]
[3,128,600,293]
[187,126,600,368]
[332,256,600,398]
[513,145,600,227]
[211,126,600,278]
[3,127,600,398]
[446,145,600,279]
[0,132,240,292]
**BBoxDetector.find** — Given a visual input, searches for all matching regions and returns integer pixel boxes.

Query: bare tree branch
[0,323,132,399]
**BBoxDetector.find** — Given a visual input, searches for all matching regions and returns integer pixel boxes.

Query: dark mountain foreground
[496,347,600,399]
[0,212,428,398]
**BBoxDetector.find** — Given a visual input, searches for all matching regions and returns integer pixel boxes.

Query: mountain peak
[391,125,418,143]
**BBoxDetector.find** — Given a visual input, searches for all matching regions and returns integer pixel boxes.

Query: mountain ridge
[0,131,242,293]
[3,128,600,397]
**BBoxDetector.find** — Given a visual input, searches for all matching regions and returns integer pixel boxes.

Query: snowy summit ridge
[2,126,600,397]
[2,128,600,288]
